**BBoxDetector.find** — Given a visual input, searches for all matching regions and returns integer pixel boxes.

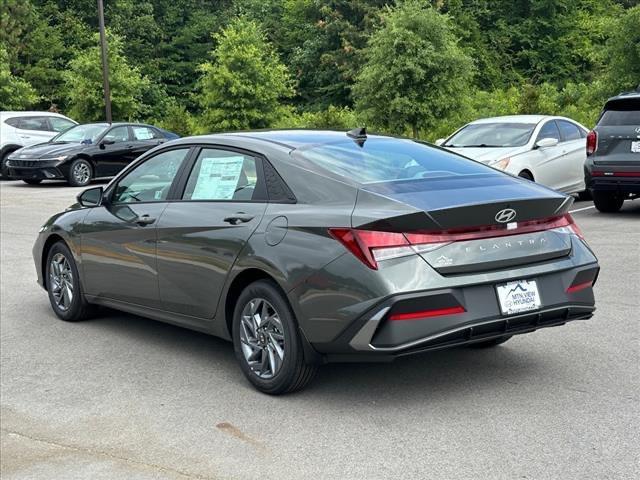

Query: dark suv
[585,90,640,212]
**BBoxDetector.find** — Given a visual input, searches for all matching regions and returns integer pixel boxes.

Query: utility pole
[97,0,112,123]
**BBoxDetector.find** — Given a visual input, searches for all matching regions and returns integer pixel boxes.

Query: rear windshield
[599,99,640,126]
[293,138,500,185]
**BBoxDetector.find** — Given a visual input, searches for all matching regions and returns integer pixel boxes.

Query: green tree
[63,32,151,122]
[0,46,39,110]
[604,5,640,93]
[354,1,474,138]
[196,17,294,132]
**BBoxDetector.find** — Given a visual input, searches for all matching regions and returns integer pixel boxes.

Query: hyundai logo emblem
[495,208,517,223]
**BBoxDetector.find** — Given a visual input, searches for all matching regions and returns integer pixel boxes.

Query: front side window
[557,120,581,142]
[132,126,161,141]
[536,121,561,142]
[48,117,76,133]
[112,149,189,203]
[183,149,259,201]
[103,126,130,143]
[294,138,501,185]
[444,123,536,148]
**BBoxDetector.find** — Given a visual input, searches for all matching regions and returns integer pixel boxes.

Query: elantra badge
[495,208,517,223]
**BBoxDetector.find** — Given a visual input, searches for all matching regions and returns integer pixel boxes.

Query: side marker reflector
[389,306,466,321]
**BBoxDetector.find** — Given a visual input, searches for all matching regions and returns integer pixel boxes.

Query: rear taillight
[329,213,585,270]
[586,130,598,156]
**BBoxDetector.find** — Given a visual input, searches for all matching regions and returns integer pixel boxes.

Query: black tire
[232,280,317,394]
[518,171,534,181]
[45,241,96,322]
[577,189,592,201]
[593,191,624,213]
[23,179,42,185]
[468,335,513,348]
[67,158,93,187]
[1,149,14,178]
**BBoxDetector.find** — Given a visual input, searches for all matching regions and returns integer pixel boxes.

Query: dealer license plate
[496,279,541,315]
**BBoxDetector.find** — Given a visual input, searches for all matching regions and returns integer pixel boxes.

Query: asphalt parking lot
[1,180,638,480]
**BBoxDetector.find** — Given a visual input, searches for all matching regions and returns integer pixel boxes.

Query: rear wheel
[232,280,317,394]
[593,191,624,213]
[518,171,534,181]
[68,158,93,187]
[468,335,513,348]
[23,179,42,185]
[45,241,96,321]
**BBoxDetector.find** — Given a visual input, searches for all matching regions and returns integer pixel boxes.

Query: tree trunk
[412,124,419,139]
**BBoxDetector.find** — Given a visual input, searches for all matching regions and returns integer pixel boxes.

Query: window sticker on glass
[133,127,154,140]
[191,156,245,200]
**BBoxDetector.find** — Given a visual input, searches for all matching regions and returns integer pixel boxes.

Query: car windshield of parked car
[52,124,109,144]
[294,138,500,185]
[444,123,536,147]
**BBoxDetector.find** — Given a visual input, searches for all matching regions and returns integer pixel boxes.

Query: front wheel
[68,158,93,187]
[593,191,624,213]
[232,280,317,394]
[45,241,96,321]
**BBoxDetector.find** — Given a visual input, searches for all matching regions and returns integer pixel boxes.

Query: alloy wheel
[49,253,74,311]
[239,298,286,379]
[72,162,90,185]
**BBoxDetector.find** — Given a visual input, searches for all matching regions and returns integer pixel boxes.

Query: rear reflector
[591,171,640,177]
[566,280,593,294]
[389,306,466,321]
[329,214,584,269]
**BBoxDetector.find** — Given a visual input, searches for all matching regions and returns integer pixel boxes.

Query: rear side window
[557,120,582,142]
[182,149,262,201]
[599,100,640,126]
[5,117,20,127]
[18,117,50,131]
[294,138,501,185]
[132,126,161,140]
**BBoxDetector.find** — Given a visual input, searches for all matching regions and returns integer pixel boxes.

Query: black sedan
[33,129,598,394]
[7,122,178,186]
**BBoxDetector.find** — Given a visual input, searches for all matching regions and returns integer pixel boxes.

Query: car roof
[0,111,72,119]
[178,129,398,149]
[469,115,550,125]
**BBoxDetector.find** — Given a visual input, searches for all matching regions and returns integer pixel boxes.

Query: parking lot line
[570,205,596,213]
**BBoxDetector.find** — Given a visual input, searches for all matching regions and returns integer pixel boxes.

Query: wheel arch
[1,144,23,158]
[518,169,535,181]
[40,233,67,291]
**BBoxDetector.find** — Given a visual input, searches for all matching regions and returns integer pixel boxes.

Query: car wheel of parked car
[23,179,42,185]
[1,150,14,178]
[68,159,93,187]
[593,191,624,213]
[232,280,317,394]
[45,241,96,322]
[518,171,533,181]
[468,335,513,348]
[577,190,592,201]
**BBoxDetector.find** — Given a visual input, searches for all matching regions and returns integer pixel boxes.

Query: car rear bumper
[306,259,599,362]
[586,165,640,194]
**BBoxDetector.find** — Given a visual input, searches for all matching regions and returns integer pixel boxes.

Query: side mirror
[100,139,115,149]
[535,137,559,149]
[434,138,445,146]
[77,186,104,207]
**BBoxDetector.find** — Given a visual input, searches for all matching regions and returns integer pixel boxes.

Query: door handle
[224,213,254,225]
[135,215,156,226]
[126,144,134,149]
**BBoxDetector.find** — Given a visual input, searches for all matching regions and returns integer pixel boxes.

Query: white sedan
[436,115,590,197]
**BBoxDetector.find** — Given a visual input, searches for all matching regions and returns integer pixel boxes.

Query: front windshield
[52,124,109,144]
[444,122,536,147]
[294,138,500,185]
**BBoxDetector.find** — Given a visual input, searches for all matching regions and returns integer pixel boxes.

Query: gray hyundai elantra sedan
[33,129,599,394]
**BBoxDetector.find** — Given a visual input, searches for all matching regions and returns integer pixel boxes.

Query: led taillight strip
[389,306,466,321]
[592,171,640,177]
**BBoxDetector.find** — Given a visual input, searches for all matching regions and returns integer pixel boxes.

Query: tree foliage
[2,0,637,136]
[0,46,39,110]
[196,18,293,132]
[354,1,474,137]
[63,33,151,122]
